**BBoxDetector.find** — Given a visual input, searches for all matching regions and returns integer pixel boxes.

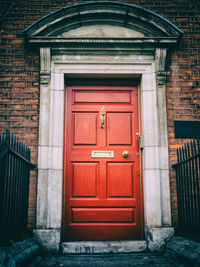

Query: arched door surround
[24,1,183,252]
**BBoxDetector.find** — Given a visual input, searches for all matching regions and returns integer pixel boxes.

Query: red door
[63,85,143,240]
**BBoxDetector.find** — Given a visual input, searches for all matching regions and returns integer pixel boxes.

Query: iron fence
[0,130,35,245]
[173,138,200,239]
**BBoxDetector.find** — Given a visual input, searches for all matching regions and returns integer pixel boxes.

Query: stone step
[37,253,175,267]
[61,240,147,254]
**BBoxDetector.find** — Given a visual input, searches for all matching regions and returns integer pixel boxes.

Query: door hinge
[136,133,144,150]
[139,135,144,150]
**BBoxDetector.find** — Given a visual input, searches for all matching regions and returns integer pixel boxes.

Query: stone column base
[33,229,61,253]
[145,226,174,252]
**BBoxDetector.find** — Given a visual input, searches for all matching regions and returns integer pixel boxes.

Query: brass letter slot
[91,151,114,158]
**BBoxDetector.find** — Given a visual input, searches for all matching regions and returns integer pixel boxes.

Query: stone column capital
[40,47,51,85]
[155,48,167,77]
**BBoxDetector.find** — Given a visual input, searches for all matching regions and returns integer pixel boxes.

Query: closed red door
[63,85,143,240]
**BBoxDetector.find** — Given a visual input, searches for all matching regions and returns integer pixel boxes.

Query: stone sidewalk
[165,236,200,266]
[1,236,200,266]
[36,253,181,267]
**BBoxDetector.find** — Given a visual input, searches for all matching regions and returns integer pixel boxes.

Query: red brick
[182,70,192,74]
[0,98,10,103]
[11,39,24,44]
[23,99,38,104]
[0,44,13,49]
[11,60,25,65]
[10,82,26,87]
[8,116,25,120]
[0,77,13,81]
[24,76,39,81]
[191,76,200,80]
[180,81,194,86]
[1,34,15,38]
[176,17,188,21]
[14,77,23,81]
[10,104,25,109]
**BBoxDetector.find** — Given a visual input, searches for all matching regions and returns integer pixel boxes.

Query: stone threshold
[60,240,147,254]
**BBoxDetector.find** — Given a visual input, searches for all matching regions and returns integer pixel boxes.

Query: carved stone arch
[25,2,183,252]
[25,1,182,38]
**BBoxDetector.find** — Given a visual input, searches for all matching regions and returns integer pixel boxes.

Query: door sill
[61,240,147,254]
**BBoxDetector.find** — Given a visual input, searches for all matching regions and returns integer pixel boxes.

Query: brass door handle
[122,151,129,158]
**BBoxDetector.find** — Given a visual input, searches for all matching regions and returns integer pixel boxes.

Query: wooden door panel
[74,113,97,145]
[107,113,132,145]
[107,163,134,198]
[73,90,131,104]
[70,199,137,207]
[72,163,98,198]
[67,225,140,240]
[72,208,134,222]
[63,85,142,241]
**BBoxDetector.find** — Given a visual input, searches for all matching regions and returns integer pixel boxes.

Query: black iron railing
[173,138,200,239]
[0,130,35,245]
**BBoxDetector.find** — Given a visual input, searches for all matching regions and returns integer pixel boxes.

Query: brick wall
[0,0,199,229]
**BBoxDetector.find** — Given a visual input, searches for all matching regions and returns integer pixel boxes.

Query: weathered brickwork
[0,0,199,229]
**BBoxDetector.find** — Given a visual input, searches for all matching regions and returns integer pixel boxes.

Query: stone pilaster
[37,47,51,228]
[35,47,62,252]
[155,48,172,227]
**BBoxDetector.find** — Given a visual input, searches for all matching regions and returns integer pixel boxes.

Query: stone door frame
[34,50,173,251]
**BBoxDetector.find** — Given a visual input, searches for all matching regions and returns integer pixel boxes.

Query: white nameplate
[91,151,114,158]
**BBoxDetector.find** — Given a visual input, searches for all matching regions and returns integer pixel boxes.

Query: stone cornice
[27,37,179,56]
[27,37,179,44]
